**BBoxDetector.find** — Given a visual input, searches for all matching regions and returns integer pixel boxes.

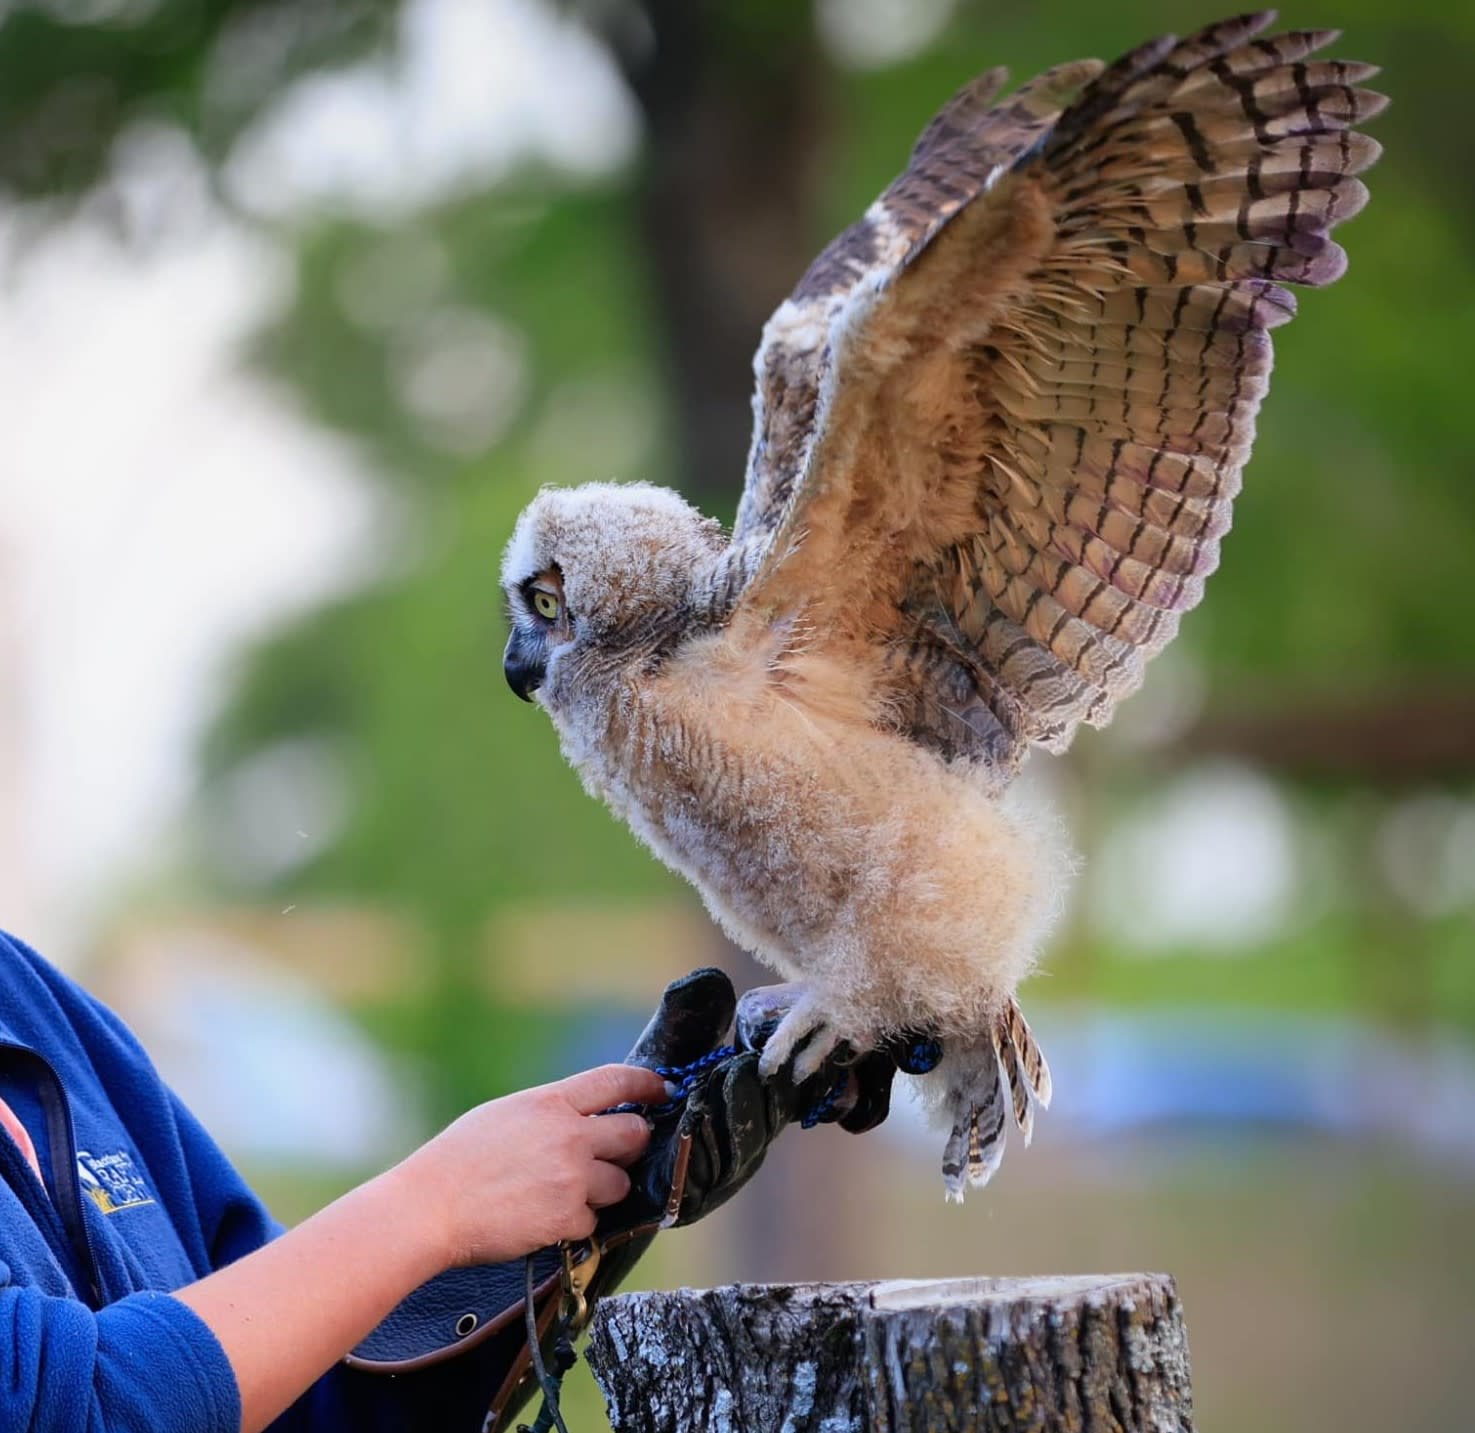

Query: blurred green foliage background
[2,1,1472,1429]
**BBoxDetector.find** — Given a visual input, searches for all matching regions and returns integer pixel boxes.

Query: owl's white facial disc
[502,481,724,636]
[501,480,726,709]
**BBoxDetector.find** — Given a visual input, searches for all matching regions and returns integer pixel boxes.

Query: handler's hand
[399,1062,667,1269]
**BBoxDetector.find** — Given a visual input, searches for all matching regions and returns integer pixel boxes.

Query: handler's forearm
[174,1163,449,1433]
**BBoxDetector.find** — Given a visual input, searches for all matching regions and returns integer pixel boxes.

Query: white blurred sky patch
[0,208,378,953]
[815,0,958,71]
[225,0,639,220]
[1377,792,1475,919]
[0,0,644,957]
[389,305,530,455]
[1091,762,1301,953]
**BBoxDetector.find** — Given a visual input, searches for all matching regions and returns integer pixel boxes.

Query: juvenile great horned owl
[502,13,1384,1197]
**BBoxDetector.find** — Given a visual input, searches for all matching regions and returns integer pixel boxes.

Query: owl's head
[500,481,725,704]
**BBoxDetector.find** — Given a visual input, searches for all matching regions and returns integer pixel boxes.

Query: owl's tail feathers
[939,999,1052,1202]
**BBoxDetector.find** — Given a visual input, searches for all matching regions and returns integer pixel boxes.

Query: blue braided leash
[653,1043,738,1111]
[605,1043,739,1119]
[612,1034,942,1124]
[800,1068,849,1128]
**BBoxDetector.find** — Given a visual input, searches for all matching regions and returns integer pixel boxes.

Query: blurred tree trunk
[1173,689,1475,784]
[609,2,828,506]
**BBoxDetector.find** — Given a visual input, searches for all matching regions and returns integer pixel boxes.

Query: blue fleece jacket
[0,929,501,1432]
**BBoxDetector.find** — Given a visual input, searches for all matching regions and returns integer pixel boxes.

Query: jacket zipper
[0,1041,106,1308]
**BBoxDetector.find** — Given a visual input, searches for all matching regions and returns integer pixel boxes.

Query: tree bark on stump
[587,1274,1193,1432]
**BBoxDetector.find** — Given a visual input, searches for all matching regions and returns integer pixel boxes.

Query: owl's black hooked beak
[502,631,545,702]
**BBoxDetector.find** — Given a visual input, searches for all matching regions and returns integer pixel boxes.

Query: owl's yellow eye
[532,590,561,621]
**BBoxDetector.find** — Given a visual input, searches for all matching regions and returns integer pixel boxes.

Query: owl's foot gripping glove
[346,970,918,1431]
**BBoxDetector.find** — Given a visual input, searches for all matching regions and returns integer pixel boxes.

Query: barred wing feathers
[728,11,1385,773]
[733,56,1106,553]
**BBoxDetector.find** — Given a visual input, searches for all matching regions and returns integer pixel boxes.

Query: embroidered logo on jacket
[76,1149,155,1214]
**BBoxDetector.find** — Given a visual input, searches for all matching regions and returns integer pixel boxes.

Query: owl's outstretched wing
[725,11,1385,774]
[732,54,1106,552]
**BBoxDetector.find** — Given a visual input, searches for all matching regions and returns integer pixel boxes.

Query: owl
[501,13,1384,1198]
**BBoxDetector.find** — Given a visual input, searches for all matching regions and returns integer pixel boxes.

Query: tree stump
[587,1274,1193,1432]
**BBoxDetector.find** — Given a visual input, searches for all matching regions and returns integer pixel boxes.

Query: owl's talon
[757,997,837,1083]
[789,1025,848,1085]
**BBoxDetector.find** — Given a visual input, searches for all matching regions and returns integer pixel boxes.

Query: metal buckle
[560,1239,601,1331]
[556,1125,696,1334]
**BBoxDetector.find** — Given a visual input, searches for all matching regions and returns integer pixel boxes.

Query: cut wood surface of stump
[587,1274,1193,1432]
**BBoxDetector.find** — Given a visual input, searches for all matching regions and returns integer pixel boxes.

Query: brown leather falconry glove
[347,969,933,1430]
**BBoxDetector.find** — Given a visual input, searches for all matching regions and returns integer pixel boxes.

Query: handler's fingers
[561,1062,668,1115]
[586,1160,633,1209]
[588,1111,652,1166]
